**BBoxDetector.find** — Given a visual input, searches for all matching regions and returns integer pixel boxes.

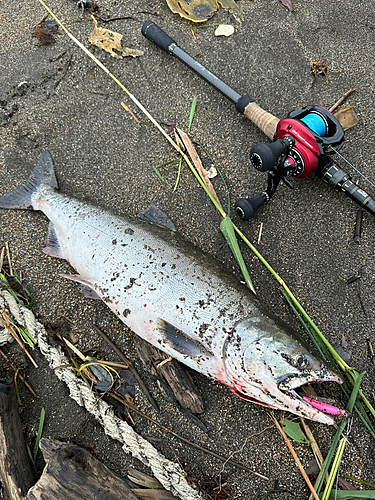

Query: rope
[0,290,203,500]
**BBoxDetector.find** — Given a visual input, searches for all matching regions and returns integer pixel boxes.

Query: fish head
[223,315,343,424]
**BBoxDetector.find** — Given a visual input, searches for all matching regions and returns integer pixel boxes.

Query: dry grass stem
[300,417,330,491]
[329,88,357,113]
[269,412,319,500]
[257,222,263,244]
[176,128,225,216]
[156,356,173,368]
[0,247,5,271]
[0,347,37,396]
[121,102,140,123]
[5,243,13,276]
[96,360,129,369]
[0,310,38,368]
[218,424,274,481]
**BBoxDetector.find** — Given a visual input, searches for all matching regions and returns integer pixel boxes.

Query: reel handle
[234,194,268,221]
[250,138,293,171]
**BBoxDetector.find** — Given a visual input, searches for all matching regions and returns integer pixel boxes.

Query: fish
[0,151,344,424]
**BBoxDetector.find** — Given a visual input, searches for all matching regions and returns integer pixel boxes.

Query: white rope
[0,290,203,500]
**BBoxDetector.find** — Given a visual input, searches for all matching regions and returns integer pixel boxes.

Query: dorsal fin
[136,206,176,231]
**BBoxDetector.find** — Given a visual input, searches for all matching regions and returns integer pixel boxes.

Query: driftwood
[135,338,204,414]
[26,438,141,500]
[0,379,35,500]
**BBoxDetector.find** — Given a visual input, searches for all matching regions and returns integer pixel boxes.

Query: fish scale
[0,151,345,423]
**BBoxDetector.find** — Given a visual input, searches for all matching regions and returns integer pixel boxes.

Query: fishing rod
[142,21,375,220]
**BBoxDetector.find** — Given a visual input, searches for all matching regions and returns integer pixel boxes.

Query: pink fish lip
[277,372,345,418]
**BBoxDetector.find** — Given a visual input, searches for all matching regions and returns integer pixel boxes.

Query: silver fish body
[0,152,343,424]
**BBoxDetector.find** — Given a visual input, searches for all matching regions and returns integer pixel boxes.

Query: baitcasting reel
[234,105,375,220]
[142,22,375,220]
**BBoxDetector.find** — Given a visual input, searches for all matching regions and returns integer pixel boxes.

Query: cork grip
[243,102,279,139]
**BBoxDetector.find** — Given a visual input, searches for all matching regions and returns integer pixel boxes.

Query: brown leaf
[165,0,243,22]
[32,25,56,45]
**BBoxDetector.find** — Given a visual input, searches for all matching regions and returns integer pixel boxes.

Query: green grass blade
[18,326,36,348]
[315,373,365,496]
[322,491,375,499]
[321,436,347,500]
[188,97,197,131]
[220,217,255,293]
[33,408,45,461]
[153,166,165,182]
[344,476,375,488]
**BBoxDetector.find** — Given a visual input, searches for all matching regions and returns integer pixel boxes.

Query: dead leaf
[333,105,359,131]
[165,0,242,22]
[88,17,123,58]
[32,24,57,45]
[123,47,144,58]
[279,0,295,11]
[88,17,144,59]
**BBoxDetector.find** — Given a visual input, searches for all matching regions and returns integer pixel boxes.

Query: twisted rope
[0,290,203,500]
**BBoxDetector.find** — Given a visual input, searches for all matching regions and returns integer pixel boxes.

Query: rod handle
[142,21,176,54]
[241,101,279,140]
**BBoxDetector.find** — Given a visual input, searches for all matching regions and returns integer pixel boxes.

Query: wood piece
[135,337,204,414]
[26,438,141,500]
[0,380,35,500]
[132,489,179,499]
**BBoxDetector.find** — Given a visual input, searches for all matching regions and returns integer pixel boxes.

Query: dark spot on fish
[124,228,134,235]
[171,264,176,269]
[121,243,127,247]
[176,305,179,310]
[161,262,166,267]
[179,297,185,302]
[143,304,147,307]
[123,309,131,318]
[112,239,117,245]
[198,300,205,308]
[124,277,137,291]
[199,323,209,337]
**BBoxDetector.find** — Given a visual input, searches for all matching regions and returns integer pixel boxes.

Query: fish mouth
[277,372,346,417]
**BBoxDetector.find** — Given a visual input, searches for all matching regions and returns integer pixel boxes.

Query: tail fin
[0,151,58,210]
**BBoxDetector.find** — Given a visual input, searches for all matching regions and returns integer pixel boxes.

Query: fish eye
[294,354,309,369]
[281,352,310,369]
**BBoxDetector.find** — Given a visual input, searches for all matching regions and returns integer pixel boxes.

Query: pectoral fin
[61,274,101,300]
[156,318,212,358]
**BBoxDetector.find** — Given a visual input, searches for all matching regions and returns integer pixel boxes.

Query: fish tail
[0,151,58,210]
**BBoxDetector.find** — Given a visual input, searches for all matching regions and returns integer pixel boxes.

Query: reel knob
[235,194,268,220]
[250,137,294,171]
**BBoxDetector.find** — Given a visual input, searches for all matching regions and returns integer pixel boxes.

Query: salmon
[0,151,344,423]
